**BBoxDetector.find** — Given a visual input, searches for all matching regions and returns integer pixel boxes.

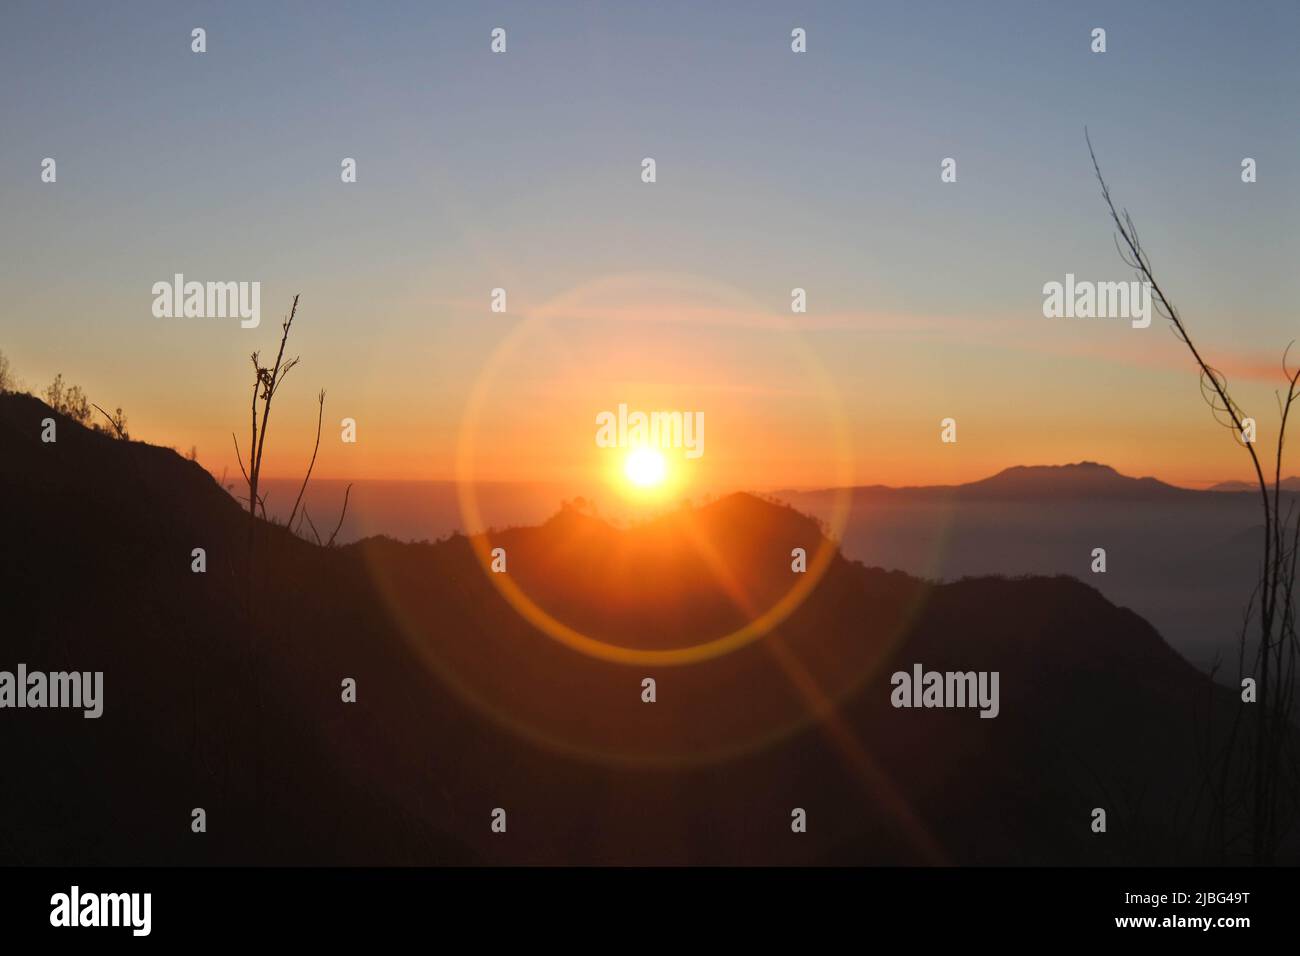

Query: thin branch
[1087,128,1300,863]
[252,296,300,486]
[326,483,353,548]
[90,403,126,439]
[287,389,326,531]
[1086,129,1264,488]
[247,364,260,523]
[302,506,323,545]
[231,432,252,485]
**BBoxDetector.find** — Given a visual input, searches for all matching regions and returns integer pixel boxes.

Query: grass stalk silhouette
[1088,131,1300,863]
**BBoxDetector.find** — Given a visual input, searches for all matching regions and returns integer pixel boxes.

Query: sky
[1,0,1298,495]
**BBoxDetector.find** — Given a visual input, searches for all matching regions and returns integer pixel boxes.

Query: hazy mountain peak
[1208,476,1300,493]
[960,461,1183,499]
[986,461,1119,480]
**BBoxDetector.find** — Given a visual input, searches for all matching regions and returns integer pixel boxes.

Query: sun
[624,447,667,488]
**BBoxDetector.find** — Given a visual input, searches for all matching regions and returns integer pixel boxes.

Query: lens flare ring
[454,273,854,668]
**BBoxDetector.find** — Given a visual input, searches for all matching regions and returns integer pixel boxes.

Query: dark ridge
[0,393,1268,865]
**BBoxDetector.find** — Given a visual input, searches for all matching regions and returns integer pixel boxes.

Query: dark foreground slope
[778,463,1288,671]
[0,395,1274,864]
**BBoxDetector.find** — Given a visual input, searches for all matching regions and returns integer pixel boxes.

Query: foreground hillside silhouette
[264,463,1290,673]
[782,463,1294,671]
[0,393,1282,864]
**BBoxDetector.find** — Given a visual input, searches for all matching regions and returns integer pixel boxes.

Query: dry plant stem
[327,483,353,548]
[90,402,126,439]
[1088,130,1299,862]
[288,389,326,532]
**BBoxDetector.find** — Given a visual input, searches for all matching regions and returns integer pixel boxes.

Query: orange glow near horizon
[61,272,1299,496]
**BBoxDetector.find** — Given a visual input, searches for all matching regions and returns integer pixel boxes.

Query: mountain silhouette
[1209,477,1300,493]
[0,393,1275,864]
[776,461,1298,671]
[786,461,1193,501]
[957,461,1192,499]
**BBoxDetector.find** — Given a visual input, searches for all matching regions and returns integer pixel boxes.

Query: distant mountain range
[777,461,1295,673]
[785,461,1252,501]
[781,460,1300,502]
[257,463,1291,551]
[1208,477,1300,493]
[958,461,1190,499]
[0,391,1280,865]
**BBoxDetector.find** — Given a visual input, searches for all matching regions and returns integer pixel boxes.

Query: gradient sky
[2,1,1297,493]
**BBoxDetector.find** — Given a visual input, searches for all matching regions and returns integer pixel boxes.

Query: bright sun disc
[624,447,667,487]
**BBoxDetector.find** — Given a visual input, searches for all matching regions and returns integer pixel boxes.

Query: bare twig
[288,389,326,532]
[1088,129,1300,863]
[90,403,127,439]
[245,295,301,530]
[326,483,353,548]
[232,432,252,486]
[301,506,323,545]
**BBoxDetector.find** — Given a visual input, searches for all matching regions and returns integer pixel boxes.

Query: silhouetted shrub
[44,373,91,425]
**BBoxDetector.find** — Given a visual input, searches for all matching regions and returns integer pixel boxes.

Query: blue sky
[1,1,1296,486]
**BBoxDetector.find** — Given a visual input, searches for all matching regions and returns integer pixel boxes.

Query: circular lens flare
[452,272,856,669]
[624,447,667,487]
